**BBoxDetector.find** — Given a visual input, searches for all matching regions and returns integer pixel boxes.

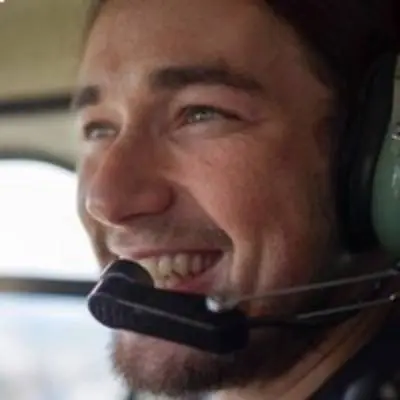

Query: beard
[109,240,340,396]
[108,226,341,396]
[109,285,335,398]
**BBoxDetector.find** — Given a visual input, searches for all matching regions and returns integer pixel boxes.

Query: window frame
[0,276,93,297]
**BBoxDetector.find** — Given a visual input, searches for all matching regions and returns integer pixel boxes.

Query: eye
[180,105,240,125]
[82,121,117,141]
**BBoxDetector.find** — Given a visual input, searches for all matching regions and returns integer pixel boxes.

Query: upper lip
[108,246,222,261]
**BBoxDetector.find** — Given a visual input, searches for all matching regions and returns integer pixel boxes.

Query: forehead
[79,0,303,87]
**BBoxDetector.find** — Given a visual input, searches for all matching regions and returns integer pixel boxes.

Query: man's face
[77,0,336,395]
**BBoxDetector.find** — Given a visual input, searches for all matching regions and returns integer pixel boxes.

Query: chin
[110,322,319,397]
[111,330,228,396]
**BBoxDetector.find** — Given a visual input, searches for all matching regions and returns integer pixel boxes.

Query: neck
[214,304,391,400]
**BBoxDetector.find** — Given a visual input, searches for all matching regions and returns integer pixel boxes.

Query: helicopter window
[0,159,127,400]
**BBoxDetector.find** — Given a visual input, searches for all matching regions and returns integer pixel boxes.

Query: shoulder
[312,319,400,400]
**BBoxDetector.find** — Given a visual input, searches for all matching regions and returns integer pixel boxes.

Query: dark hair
[87,0,397,97]
[267,1,397,93]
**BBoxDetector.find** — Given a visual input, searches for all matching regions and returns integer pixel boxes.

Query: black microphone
[87,259,400,354]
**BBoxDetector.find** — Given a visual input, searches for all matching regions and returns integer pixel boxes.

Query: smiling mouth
[136,251,223,290]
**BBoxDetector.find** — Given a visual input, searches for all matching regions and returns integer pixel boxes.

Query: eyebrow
[72,64,264,111]
[149,64,264,93]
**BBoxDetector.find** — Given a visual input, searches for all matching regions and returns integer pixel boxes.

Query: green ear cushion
[338,53,397,253]
[372,123,400,258]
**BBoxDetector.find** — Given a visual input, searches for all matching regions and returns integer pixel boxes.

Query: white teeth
[165,275,180,289]
[191,255,203,275]
[173,254,190,277]
[138,252,218,283]
[158,256,173,277]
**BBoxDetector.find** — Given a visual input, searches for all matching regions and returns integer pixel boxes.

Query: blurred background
[0,0,129,399]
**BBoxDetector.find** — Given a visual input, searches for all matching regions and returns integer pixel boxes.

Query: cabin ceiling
[0,0,89,99]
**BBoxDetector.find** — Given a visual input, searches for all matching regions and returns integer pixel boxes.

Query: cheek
[76,146,107,223]
[76,157,110,266]
[176,133,321,243]
[173,128,332,303]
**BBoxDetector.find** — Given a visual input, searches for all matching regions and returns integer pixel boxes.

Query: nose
[84,136,173,227]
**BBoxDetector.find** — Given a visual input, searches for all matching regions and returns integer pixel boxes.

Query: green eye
[186,107,220,123]
[83,122,117,140]
[182,106,239,125]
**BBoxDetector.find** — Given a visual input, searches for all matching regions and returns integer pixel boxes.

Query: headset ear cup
[372,122,400,259]
[339,53,398,253]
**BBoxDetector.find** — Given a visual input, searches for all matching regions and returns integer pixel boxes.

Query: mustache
[104,216,232,251]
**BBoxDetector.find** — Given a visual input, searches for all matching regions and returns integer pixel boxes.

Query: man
[75,0,399,398]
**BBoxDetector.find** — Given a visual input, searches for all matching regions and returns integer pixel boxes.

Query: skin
[76,0,390,398]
